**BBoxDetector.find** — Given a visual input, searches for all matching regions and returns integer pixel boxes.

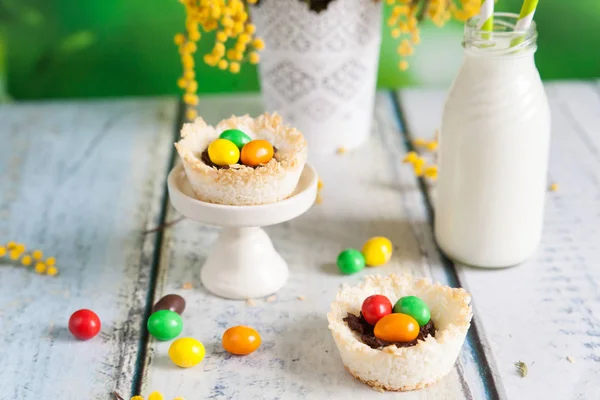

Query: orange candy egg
[240,140,274,167]
[374,313,419,342]
[222,325,261,355]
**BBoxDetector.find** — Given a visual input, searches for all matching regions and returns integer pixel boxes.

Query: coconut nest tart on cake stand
[168,113,317,299]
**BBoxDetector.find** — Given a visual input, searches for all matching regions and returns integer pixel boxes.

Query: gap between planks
[390,90,504,400]
[130,100,186,396]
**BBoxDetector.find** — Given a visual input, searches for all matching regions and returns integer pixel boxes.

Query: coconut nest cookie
[327,274,472,392]
[174,113,307,206]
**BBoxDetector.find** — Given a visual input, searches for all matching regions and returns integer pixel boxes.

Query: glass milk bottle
[435,13,550,268]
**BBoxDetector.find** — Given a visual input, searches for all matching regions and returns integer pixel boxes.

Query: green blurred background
[0,0,598,100]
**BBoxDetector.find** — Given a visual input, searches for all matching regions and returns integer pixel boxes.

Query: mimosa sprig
[385,0,481,71]
[174,0,265,121]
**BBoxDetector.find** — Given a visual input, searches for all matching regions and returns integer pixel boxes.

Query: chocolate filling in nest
[343,313,436,349]
[201,147,278,170]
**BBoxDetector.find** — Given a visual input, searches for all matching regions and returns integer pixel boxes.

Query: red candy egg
[361,295,392,325]
[68,309,101,340]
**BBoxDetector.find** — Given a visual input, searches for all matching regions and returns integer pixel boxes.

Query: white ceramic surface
[167,163,318,299]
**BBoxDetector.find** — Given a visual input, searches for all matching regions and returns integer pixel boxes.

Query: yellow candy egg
[362,236,393,266]
[168,337,205,368]
[208,138,240,166]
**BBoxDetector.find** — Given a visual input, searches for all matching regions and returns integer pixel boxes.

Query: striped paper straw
[477,0,494,32]
[511,0,539,47]
[514,0,539,31]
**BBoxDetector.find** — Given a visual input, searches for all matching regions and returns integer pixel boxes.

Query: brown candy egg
[153,294,186,315]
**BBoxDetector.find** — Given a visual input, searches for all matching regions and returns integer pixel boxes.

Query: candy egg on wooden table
[152,294,186,315]
[240,139,274,166]
[147,310,183,341]
[222,325,261,355]
[337,248,366,275]
[208,138,240,166]
[169,337,206,368]
[68,309,101,340]
[362,236,393,266]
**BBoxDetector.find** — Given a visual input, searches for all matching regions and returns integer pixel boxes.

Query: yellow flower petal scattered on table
[47,266,59,276]
[413,138,427,147]
[402,151,418,164]
[35,262,47,274]
[426,141,439,151]
[424,165,438,179]
[549,183,559,192]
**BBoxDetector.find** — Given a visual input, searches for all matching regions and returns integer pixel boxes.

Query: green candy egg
[219,129,252,150]
[147,310,183,341]
[393,296,431,326]
[337,249,366,275]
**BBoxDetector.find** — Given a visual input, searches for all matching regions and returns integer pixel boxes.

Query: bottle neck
[463,12,538,60]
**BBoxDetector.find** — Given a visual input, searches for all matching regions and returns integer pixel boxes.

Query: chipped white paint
[0,98,177,399]
[140,93,484,399]
[398,82,600,400]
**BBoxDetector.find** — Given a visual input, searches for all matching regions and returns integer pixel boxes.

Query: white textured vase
[251,0,383,154]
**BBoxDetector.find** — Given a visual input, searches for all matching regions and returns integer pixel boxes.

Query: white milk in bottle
[435,13,550,268]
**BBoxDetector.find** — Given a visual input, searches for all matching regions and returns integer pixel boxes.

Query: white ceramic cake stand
[167,163,318,300]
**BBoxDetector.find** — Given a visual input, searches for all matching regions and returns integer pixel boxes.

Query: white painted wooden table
[0,82,598,400]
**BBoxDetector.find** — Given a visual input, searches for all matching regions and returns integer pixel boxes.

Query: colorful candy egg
[374,313,419,342]
[393,296,431,326]
[169,337,205,368]
[361,295,393,325]
[68,309,101,340]
[337,249,366,275]
[240,139,274,166]
[152,294,186,315]
[147,310,183,341]
[362,236,393,266]
[219,129,252,149]
[222,325,261,355]
[208,138,240,166]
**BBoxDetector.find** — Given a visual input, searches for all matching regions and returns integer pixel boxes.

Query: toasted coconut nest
[327,274,472,391]
[174,112,307,206]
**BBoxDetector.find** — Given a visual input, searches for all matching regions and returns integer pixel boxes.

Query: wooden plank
[139,93,488,399]
[0,98,177,398]
[397,81,600,400]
